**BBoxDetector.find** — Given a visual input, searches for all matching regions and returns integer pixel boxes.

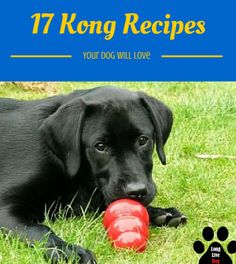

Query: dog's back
[0,98,26,111]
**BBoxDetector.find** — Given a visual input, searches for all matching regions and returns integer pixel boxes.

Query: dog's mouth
[97,181,156,207]
[103,194,153,207]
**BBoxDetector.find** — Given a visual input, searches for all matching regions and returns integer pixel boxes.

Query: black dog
[0,86,186,263]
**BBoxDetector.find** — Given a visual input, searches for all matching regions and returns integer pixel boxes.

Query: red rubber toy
[103,199,149,252]
[113,231,147,252]
[103,199,149,229]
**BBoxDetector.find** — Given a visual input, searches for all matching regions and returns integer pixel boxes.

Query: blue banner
[0,0,235,81]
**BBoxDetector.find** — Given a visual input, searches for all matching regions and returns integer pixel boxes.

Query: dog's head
[40,87,173,206]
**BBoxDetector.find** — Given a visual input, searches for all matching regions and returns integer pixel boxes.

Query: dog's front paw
[147,206,187,227]
[46,243,97,264]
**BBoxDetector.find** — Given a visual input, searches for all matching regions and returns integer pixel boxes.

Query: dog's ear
[40,98,86,178]
[138,92,173,165]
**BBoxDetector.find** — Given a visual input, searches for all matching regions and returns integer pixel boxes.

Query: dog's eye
[95,142,106,152]
[138,135,148,146]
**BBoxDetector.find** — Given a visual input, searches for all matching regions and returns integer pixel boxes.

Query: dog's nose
[124,182,147,199]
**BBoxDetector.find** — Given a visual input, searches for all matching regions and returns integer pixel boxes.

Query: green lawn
[0,82,235,264]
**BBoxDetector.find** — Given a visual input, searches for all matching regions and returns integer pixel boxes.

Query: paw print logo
[193,227,236,264]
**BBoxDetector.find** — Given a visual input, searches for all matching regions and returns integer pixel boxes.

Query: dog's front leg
[147,206,187,227]
[0,207,97,264]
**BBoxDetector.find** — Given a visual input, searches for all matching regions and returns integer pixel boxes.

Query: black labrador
[0,86,186,263]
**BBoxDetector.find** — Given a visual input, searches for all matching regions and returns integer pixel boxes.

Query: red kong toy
[103,199,150,252]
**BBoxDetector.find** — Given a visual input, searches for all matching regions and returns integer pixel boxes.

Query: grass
[0,82,236,264]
